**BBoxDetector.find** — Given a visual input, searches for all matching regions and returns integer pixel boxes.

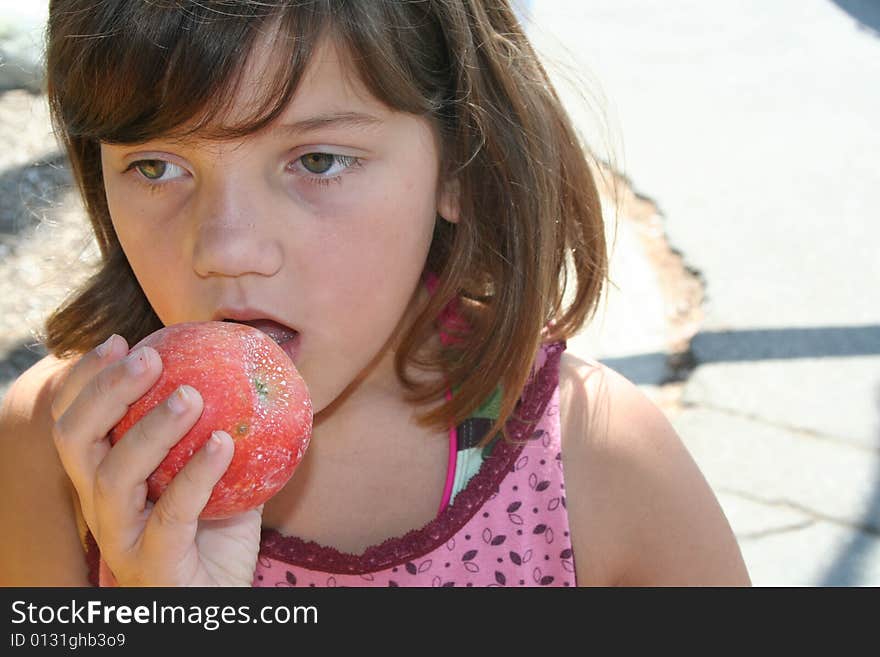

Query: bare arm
[0,356,91,586]
[560,354,751,587]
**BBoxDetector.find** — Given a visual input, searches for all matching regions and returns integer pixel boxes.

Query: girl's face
[100,36,458,415]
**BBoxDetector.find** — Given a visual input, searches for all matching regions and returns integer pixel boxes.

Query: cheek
[299,179,437,331]
[318,179,435,280]
[106,198,190,324]
[119,240,185,324]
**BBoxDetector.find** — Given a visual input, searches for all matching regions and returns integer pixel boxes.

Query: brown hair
[43,0,608,445]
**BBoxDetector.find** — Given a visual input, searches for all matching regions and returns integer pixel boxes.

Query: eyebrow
[108,111,386,152]
[272,111,385,135]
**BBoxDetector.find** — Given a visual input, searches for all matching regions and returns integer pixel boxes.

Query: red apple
[109,321,312,519]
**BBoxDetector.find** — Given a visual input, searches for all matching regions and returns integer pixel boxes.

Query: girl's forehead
[207,31,390,137]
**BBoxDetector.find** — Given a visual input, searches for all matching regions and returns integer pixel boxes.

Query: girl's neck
[312,283,446,447]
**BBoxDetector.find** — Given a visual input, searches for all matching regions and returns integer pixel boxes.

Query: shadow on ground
[690,325,880,362]
[601,324,880,385]
[0,337,48,389]
[831,0,880,36]
[0,153,70,237]
[819,381,880,586]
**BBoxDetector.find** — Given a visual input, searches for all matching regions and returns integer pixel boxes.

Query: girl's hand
[50,334,263,586]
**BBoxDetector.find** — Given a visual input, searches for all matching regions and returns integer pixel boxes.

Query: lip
[211,306,297,330]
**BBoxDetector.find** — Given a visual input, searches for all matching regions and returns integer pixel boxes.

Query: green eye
[136,160,167,179]
[301,153,335,174]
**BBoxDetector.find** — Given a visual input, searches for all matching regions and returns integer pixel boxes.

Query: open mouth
[222,318,299,346]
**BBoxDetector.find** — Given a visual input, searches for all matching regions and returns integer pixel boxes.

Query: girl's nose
[191,188,283,279]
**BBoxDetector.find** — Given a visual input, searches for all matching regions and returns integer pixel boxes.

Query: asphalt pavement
[525,0,880,586]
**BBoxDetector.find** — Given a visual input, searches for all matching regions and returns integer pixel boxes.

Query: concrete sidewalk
[525,1,880,586]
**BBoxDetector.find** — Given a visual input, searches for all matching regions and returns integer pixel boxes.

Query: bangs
[49,1,445,145]
[51,2,329,144]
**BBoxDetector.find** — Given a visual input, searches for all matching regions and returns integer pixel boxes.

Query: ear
[436,177,460,224]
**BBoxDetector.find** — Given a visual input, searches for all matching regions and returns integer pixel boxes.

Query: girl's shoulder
[0,354,73,510]
[1,353,73,429]
[556,350,750,586]
[0,354,90,585]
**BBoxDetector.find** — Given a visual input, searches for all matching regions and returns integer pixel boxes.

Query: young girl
[0,0,749,587]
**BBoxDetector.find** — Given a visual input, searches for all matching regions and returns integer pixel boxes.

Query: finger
[95,385,204,522]
[50,334,129,423]
[53,345,162,516]
[143,430,235,553]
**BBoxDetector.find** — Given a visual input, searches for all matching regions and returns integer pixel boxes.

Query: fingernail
[207,431,225,453]
[125,348,148,375]
[167,386,190,414]
[96,334,117,358]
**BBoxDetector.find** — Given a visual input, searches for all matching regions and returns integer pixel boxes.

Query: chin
[305,354,392,420]
[295,359,346,417]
